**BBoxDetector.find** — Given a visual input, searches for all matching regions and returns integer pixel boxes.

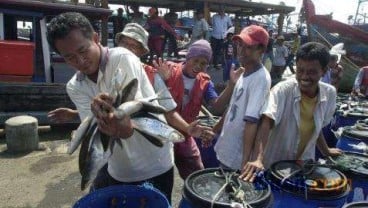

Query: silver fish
[75,78,172,190]
[68,78,138,155]
[68,116,94,154]
[114,100,168,119]
[132,116,185,144]
[79,127,109,190]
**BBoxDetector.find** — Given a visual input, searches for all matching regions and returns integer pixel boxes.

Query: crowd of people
[45,7,368,205]
[107,5,310,85]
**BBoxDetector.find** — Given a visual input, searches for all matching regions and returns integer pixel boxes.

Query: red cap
[233,25,269,47]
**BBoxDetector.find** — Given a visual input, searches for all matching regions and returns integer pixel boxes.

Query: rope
[210,168,254,208]
[210,168,230,208]
[279,160,317,200]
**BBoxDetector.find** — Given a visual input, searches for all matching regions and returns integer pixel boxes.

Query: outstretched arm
[48,108,78,123]
[164,110,215,142]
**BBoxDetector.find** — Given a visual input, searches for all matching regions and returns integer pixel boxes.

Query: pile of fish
[68,75,185,190]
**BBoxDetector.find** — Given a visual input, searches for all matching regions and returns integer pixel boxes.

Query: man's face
[196,13,203,19]
[55,29,100,76]
[183,56,209,78]
[118,36,146,57]
[236,41,262,65]
[296,59,325,97]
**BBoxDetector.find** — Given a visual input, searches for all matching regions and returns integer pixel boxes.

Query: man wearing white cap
[116,23,217,180]
[321,43,345,91]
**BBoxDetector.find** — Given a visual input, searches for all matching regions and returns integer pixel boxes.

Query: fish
[68,115,94,154]
[131,113,185,145]
[114,100,168,119]
[79,127,108,190]
[67,78,138,155]
[75,77,174,190]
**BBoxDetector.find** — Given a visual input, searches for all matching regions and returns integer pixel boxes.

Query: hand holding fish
[91,93,134,138]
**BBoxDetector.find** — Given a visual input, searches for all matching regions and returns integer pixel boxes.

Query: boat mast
[354,0,368,25]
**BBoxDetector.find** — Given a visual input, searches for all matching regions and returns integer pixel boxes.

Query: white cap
[330,43,346,63]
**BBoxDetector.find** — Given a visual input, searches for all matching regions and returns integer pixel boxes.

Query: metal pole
[354,0,368,25]
[100,0,108,46]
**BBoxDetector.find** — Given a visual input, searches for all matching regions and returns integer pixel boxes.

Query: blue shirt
[211,14,232,39]
[204,81,219,102]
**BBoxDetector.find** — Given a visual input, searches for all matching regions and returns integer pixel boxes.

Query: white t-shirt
[182,74,196,108]
[214,65,271,170]
[67,47,174,182]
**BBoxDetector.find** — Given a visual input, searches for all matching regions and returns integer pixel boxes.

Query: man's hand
[239,159,264,182]
[327,147,342,157]
[229,65,245,86]
[48,108,78,123]
[152,58,173,81]
[187,120,215,142]
[91,93,134,138]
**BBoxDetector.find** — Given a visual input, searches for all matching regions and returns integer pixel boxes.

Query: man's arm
[227,16,232,28]
[160,18,179,39]
[352,68,364,95]
[239,115,274,182]
[241,122,258,167]
[316,131,342,157]
[48,108,78,123]
[202,19,209,38]
[164,110,214,141]
[209,66,245,115]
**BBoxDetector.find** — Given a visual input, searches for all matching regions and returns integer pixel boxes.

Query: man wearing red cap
[214,25,271,175]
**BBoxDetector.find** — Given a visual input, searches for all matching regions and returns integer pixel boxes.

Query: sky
[257,0,364,24]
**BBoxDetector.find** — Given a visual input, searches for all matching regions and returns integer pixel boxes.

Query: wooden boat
[302,0,368,92]
[0,0,111,127]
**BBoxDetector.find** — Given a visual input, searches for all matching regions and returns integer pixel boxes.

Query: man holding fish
[46,12,188,203]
